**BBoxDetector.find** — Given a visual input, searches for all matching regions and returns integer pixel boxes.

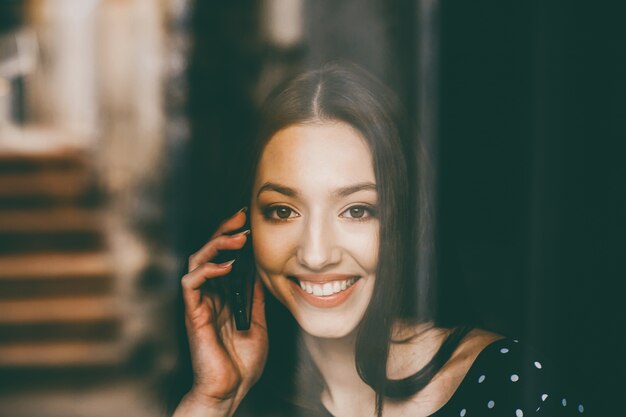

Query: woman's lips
[288,274,361,308]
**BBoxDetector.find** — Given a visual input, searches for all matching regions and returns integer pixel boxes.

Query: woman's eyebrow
[257,182,298,198]
[334,182,377,197]
[256,181,377,198]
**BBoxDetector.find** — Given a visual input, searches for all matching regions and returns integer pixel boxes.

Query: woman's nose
[296,215,341,270]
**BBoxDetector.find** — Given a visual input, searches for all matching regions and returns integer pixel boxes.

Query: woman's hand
[174,209,268,417]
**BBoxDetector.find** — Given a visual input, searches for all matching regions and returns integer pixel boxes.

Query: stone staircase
[0,130,137,373]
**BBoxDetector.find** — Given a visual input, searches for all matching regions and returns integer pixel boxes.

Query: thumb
[250,277,266,330]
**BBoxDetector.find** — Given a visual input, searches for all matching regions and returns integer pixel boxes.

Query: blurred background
[0,0,623,416]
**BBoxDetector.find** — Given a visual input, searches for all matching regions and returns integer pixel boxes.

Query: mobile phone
[212,223,255,331]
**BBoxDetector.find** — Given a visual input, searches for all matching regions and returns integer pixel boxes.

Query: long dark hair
[167,63,470,416]
[240,63,470,416]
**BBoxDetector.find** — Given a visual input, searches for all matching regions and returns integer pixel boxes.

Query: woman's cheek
[252,228,273,273]
[340,222,379,271]
[252,225,293,274]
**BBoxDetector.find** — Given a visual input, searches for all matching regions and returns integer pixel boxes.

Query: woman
[172,64,585,416]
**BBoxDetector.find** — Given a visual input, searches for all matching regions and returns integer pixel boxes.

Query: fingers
[182,261,234,312]
[189,230,249,272]
[211,208,247,239]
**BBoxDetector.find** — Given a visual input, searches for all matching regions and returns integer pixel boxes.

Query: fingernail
[237,229,251,237]
[218,259,236,268]
[237,206,248,214]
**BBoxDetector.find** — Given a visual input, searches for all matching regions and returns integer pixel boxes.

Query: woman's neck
[299,322,448,417]
[301,330,376,416]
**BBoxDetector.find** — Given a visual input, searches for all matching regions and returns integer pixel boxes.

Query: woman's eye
[262,205,299,221]
[341,205,376,220]
[275,207,293,219]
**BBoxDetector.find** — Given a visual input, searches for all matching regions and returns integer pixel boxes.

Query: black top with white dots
[431,338,585,416]
[313,338,585,417]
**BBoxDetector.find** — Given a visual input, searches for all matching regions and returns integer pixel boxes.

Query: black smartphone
[212,223,255,331]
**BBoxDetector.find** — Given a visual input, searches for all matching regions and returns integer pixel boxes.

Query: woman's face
[251,121,379,339]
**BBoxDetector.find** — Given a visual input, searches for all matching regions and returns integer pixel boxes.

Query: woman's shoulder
[437,333,587,416]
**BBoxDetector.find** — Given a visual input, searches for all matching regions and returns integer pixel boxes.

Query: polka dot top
[313,338,585,417]
[431,338,585,416]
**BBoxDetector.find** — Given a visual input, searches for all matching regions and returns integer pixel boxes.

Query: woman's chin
[296,318,360,340]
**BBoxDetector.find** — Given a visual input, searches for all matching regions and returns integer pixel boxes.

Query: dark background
[177,1,624,414]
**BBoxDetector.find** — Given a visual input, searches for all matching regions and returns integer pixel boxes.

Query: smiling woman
[172,64,585,417]
[252,122,379,338]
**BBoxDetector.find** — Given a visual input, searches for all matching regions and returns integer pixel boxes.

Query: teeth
[298,277,358,297]
[322,283,333,296]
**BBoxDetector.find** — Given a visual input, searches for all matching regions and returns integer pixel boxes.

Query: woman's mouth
[288,274,361,308]
[297,276,358,296]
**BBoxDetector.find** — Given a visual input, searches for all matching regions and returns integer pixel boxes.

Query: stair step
[0,276,112,299]
[0,341,131,368]
[0,296,120,325]
[0,151,86,174]
[0,252,113,280]
[0,232,105,254]
[0,126,88,172]
[0,319,120,343]
[0,170,94,200]
[0,207,102,233]
[0,209,105,253]
[0,250,115,301]
[0,252,114,299]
